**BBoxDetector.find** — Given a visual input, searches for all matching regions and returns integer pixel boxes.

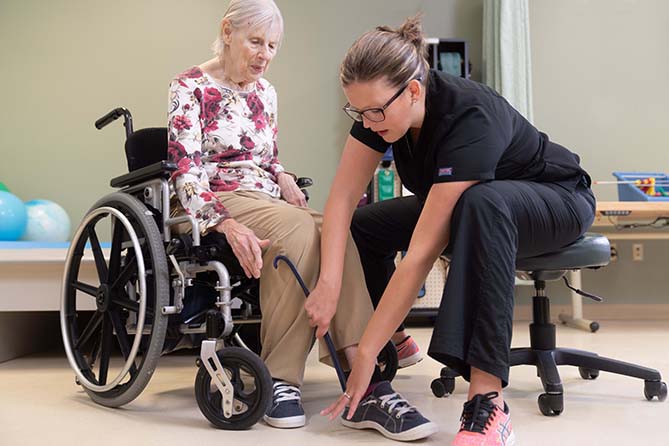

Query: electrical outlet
[633,243,644,261]
[610,243,618,262]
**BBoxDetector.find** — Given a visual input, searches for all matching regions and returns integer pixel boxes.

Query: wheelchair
[59,108,398,430]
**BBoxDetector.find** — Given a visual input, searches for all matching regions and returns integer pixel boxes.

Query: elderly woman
[167,0,383,430]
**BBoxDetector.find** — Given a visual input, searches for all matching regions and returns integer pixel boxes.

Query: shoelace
[396,337,411,351]
[397,341,412,353]
[364,392,416,417]
[460,391,499,433]
[272,382,301,403]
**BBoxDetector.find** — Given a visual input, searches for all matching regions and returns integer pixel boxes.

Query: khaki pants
[212,190,373,386]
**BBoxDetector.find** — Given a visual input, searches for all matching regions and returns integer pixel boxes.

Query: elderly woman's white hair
[212,0,284,56]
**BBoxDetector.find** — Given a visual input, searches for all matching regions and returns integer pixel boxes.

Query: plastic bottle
[378,167,395,201]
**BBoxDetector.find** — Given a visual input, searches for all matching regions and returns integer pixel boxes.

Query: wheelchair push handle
[273,255,348,392]
[95,107,134,139]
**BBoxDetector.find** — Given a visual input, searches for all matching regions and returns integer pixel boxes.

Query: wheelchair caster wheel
[644,381,667,402]
[377,341,398,382]
[195,347,272,430]
[578,367,599,380]
[431,377,455,398]
[538,393,563,416]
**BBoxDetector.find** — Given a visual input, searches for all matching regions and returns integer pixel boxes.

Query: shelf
[0,241,110,263]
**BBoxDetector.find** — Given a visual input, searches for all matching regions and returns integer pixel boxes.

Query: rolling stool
[431,233,667,415]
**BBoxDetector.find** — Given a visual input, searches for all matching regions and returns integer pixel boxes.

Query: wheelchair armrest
[296,177,313,202]
[110,160,178,188]
[296,177,313,189]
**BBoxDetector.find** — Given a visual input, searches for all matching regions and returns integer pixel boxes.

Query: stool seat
[516,233,610,272]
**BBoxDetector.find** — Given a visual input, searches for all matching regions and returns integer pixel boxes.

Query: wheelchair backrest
[125,127,168,172]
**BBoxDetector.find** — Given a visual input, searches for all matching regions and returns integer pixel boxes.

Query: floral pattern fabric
[168,66,285,234]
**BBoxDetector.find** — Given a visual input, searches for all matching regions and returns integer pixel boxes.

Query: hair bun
[341,14,429,87]
[398,14,424,48]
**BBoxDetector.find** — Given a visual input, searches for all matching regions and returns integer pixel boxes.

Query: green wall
[530,0,669,200]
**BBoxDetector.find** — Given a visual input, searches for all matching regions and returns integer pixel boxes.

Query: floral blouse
[167,66,286,234]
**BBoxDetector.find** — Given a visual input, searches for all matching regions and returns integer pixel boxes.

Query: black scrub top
[351,69,591,203]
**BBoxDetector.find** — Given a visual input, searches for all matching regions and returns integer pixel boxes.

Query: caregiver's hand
[321,348,376,420]
[304,281,338,339]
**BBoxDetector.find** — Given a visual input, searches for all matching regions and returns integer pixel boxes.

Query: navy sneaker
[263,381,306,428]
[342,381,438,441]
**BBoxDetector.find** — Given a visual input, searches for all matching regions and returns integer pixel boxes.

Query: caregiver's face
[343,77,416,143]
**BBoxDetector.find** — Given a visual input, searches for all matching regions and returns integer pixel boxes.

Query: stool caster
[644,381,667,402]
[431,367,458,398]
[578,367,599,380]
[431,377,455,398]
[538,393,563,416]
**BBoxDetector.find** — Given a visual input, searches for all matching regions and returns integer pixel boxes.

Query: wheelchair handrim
[60,206,147,393]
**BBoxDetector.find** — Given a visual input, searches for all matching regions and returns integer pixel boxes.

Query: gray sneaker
[342,381,438,441]
[263,381,306,428]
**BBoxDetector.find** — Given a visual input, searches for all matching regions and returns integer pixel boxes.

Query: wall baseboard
[514,304,669,321]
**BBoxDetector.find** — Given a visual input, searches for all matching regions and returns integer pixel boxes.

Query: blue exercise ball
[0,191,28,241]
[21,199,71,242]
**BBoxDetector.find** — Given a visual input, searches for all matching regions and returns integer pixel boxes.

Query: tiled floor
[1,321,668,445]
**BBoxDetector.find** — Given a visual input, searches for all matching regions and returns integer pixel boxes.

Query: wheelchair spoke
[228,366,257,408]
[111,293,154,319]
[111,294,139,312]
[207,385,255,415]
[97,314,113,385]
[234,390,257,409]
[72,281,99,298]
[107,217,124,285]
[229,367,244,389]
[108,309,138,379]
[210,389,223,410]
[88,331,101,367]
[87,226,109,284]
[74,312,103,350]
[110,251,137,291]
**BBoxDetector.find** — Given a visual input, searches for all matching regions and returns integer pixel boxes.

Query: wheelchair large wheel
[60,192,169,407]
[195,347,272,430]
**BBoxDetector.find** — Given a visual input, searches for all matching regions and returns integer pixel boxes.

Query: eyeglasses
[343,77,422,123]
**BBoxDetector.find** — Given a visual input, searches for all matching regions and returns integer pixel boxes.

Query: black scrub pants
[351,179,595,386]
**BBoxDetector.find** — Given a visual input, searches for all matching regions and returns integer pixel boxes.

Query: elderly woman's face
[226,22,281,83]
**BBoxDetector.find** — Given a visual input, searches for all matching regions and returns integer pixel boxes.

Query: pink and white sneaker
[395,336,423,369]
[452,392,515,446]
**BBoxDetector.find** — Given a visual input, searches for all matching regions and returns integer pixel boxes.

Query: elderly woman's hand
[215,219,270,278]
[277,172,307,207]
